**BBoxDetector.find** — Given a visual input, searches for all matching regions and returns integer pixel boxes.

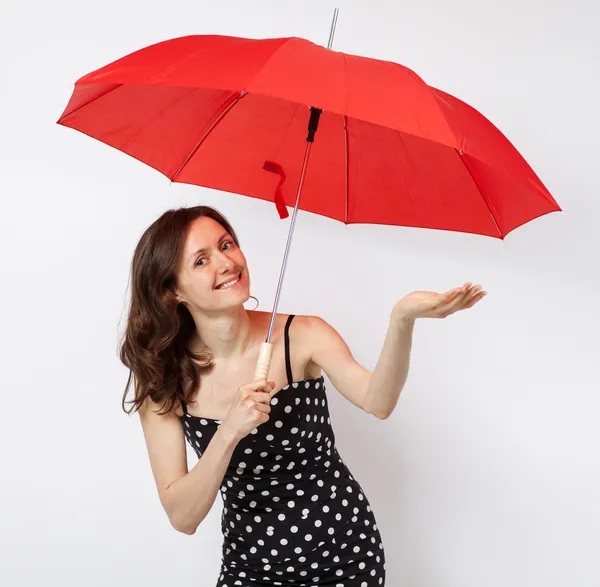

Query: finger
[440,285,471,311]
[445,281,471,299]
[251,379,274,391]
[462,290,487,309]
[459,282,473,297]
[254,401,271,414]
[251,391,273,403]
[436,286,475,317]
[453,283,478,305]
[458,285,483,305]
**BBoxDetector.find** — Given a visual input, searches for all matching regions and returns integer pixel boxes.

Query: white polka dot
[184,375,384,582]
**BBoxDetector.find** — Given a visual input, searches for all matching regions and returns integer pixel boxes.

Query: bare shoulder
[286,313,336,345]
[272,313,323,379]
[289,314,331,378]
[266,311,316,361]
[253,311,314,346]
[295,314,374,414]
[295,314,335,342]
[285,313,316,347]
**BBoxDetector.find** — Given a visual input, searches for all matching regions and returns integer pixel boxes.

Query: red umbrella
[56,20,561,379]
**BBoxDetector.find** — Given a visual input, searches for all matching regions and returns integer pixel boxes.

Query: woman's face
[174,216,250,310]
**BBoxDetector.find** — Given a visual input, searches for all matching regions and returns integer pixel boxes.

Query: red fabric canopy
[58,35,561,238]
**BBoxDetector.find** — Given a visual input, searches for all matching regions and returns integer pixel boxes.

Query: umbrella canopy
[57,34,561,239]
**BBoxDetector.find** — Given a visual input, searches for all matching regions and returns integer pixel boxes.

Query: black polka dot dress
[180,315,386,586]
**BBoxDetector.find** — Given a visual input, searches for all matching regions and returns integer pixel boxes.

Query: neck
[189,305,259,362]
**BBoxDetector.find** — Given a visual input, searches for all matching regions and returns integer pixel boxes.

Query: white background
[1,0,598,585]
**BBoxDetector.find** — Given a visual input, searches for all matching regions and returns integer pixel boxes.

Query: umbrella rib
[343,115,349,224]
[121,88,200,152]
[57,83,124,122]
[245,37,294,93]
[456,149,504,238]
[172,90,248,182]
[342,52,350,225]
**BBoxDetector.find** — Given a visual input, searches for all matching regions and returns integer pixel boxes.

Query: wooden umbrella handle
[254,342,274,382]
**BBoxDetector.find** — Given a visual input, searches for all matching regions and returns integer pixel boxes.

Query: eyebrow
[188,232,230,262]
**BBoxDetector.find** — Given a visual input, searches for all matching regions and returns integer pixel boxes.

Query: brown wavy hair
[119,205,242,417]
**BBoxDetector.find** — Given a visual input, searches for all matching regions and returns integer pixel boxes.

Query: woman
[120,205,485,586]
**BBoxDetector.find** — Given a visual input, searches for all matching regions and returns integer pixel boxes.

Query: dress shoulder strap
[179,316,297,413]
[284,314,296,386]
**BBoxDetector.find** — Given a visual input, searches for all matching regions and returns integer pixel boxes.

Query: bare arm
[362,313,415,419]
[139,398,239,534]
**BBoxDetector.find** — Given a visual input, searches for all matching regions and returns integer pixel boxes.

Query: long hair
[119,205,241,417]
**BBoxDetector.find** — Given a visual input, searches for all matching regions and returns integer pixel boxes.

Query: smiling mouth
[215,271,242,290]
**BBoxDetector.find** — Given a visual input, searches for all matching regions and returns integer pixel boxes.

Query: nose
[217,253,236,273]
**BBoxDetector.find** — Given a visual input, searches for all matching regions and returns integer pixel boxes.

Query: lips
[215,271,242,289]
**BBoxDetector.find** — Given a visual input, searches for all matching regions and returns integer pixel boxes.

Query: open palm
[393,281,487,320]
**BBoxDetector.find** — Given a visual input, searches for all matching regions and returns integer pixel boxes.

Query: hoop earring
[247,295,259,310]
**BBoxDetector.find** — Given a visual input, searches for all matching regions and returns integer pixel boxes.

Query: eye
[194,241,235,267]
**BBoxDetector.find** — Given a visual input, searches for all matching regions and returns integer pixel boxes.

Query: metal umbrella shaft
[253,108,322,381]
[253,8,338,381]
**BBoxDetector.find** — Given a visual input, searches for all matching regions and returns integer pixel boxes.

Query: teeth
[217,274,240,289]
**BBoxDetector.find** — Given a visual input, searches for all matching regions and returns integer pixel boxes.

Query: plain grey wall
[1,0,598,585]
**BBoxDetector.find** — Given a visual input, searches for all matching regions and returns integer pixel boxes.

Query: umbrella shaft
[265,139,314,343]
[327,8,340,50]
